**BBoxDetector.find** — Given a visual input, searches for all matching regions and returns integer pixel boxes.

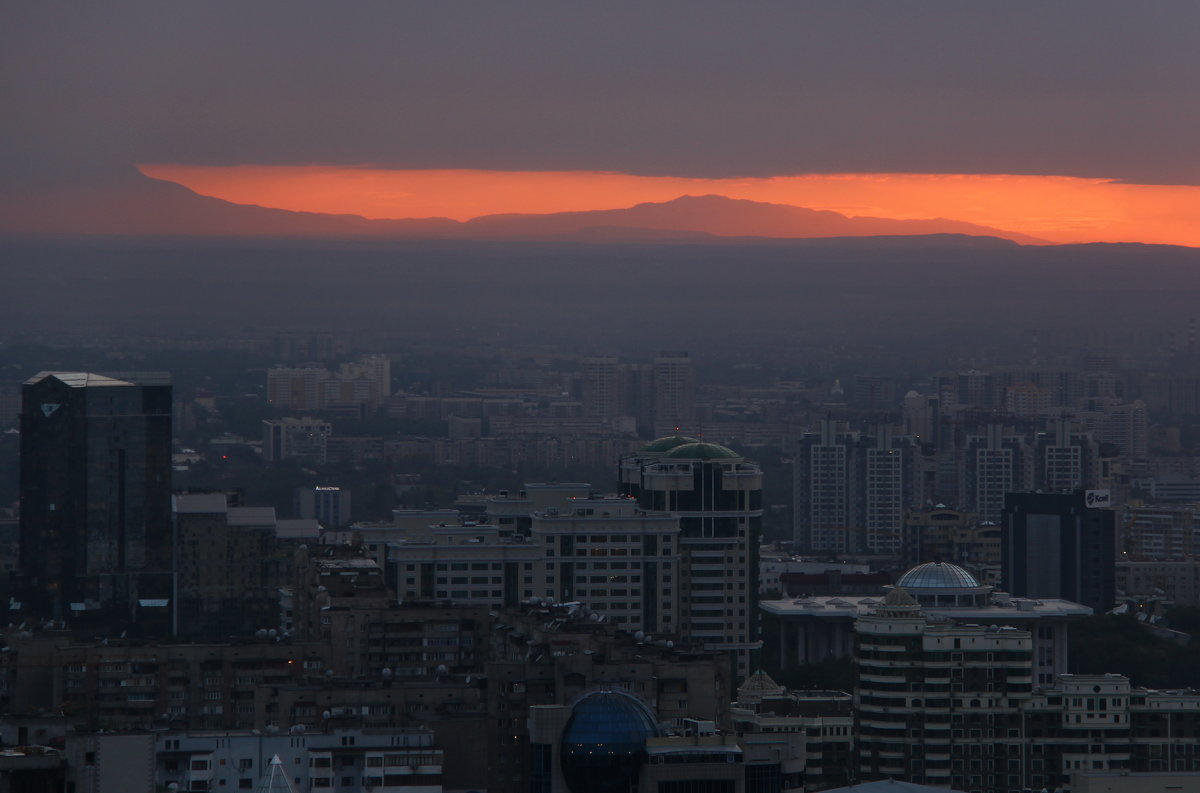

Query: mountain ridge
[0,171,1048,244]
[463,194,1048,245]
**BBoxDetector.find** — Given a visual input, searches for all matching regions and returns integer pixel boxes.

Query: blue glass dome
[896,561,981,589]
[560,691,658,793]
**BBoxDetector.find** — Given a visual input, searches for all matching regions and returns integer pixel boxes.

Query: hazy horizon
[5,2,1200,245]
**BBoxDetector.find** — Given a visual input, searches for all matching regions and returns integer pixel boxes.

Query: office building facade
[1001,491,1116,614]
[620,438,763,677]
[19,372,172,620]
[296,485,352,528]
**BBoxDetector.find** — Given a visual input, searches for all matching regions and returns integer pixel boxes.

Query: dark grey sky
[4,1,1198,188]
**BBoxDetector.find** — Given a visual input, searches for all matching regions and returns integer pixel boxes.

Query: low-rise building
[532,495,682,633]
[0,630,329,732]
[1116,558,1200,607]
[728,673,854,791]
[173,493,318,638]
[261,416,332,463]
[762,561,1090,687]
[1119,504,1200,560]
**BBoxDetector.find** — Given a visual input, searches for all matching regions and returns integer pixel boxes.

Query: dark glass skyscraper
[19,371,171,620]
[1001,490,1116,613]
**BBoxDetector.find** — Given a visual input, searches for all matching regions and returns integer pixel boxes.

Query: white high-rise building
[793,420,921,554]
[962,425,1029,524]
[864,444,905,555]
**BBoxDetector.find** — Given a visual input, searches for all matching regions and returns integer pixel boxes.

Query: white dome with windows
[889,561,991,608]
[896,561,980,590]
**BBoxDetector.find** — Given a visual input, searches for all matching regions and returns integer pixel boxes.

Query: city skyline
[7,3,1200,790]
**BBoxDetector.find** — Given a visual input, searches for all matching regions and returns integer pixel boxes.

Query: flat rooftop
[760,595,1091,620]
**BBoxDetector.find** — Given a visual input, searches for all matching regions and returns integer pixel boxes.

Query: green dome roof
[663,442,740,460]
[641,435,701,453]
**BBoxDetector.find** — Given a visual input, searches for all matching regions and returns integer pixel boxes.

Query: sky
[5,2,1200,244]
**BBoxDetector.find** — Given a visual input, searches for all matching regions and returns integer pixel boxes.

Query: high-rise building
[580,356,621,421]
[620,361,656,436]
[960,425,1030,523]
[1032,417,1099,494]
[651,352,695,435]
[1002,490,1116,613]
[794,421,850,553]
[620,437,762,678]
[850,588,1178,792]
[862,433,911,556]
[19,371,172,620]
[854,587,1034,789]
[792,421,922,554]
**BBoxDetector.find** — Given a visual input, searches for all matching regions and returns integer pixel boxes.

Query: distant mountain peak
[461,193,1047,244]
[0,172,1047,245]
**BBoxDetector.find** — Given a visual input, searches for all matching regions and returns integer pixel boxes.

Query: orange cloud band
[137,165,1200,246]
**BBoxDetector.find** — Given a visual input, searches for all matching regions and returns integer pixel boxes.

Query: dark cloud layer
[3,1,1198,188]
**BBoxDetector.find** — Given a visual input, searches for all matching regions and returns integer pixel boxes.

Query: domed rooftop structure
[560,690,659,793]
[876,586,923,618]
[890,561,991,608]
[663,441,740,460]
[641,435,701,453]
[896,561,980,590]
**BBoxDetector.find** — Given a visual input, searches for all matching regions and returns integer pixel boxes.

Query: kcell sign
[1085,489,1111,508]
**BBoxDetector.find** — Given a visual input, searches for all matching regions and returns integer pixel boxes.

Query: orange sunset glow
[137,165,1200,247]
